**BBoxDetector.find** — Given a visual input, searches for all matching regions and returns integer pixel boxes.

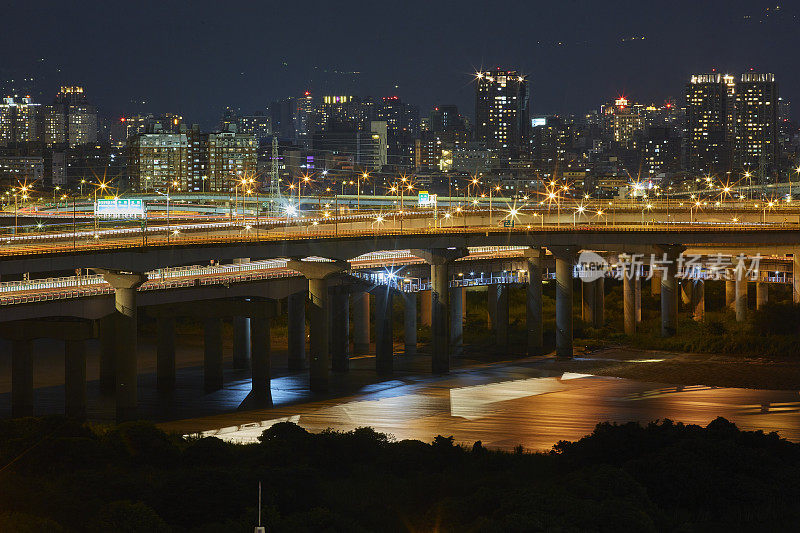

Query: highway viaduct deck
[3,224,800,423]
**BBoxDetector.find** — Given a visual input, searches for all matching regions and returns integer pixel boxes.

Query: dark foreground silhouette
[1,416,798,531]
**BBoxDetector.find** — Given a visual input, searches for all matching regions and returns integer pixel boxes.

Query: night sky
[2,0,798,127]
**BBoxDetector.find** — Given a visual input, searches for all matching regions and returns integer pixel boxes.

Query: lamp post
[93,181,108,232]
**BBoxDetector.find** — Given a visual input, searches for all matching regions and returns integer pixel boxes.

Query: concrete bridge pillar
[693,280,705,322]
[352,291,370,355]
[403,292,417,355]
[635,275,642,323]
[11,339,33,418]
[287,259,349,392]
[794,253,800,304]
[725,279,735,309]
[525,248,544,355]
[551,246,578,358]
[232,316,251,369]
[98,270,147,423]
[756,282,768,310]
[413,248,466,373]
[375,289,394,374]
[430,261,450,372]
[64,339,87,420]
[658,246,682,337]
[494,283,509,355]
[203,317,224,393]
[680,280,693,307]
[330,288,350,372]
[594,277,605,328]
[735,276,748,322]
[450,285,464,357]
[232,259,252,369]
[157,317,176,393]
[624,270,636,336]
[287,291,306,370]
[420,289,432,327]
[487,284,498,331]
[650,270,661,297]
[250,314,272,407]
[98,315,115,395]
[581,278,596,326]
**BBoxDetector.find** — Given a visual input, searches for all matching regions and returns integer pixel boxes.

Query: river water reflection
[185,368,800,451]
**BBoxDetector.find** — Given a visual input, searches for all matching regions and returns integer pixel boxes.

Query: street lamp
[93,181,109,232]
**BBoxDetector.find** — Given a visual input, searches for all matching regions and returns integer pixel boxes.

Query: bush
[751,302,800,335]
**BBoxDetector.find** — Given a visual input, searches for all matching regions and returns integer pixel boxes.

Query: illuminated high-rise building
[43,86,98,147]
[474,68,529,152]
[0,96,41,146]
[735,72,779,178]
[127,132,189,192]
[685,74,735,173]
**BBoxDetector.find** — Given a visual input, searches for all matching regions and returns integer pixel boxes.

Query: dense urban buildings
[0,68,797,195]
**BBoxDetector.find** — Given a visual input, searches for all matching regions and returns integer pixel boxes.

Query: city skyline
[1,1,799,126]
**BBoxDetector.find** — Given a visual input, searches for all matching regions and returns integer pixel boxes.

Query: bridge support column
[403,292,417,355]
[157,317,176,393]
[756,281,768,310]
[203,317,223,393]
[658,246,682,337]
[525,248,544,355]
[11,339,33,418]
[693,280,705,322]
[287,259,349,392]
[233,316,251,369]
[375,289,394,374]
[582,278,596,326]
[250,315,271,407]
[487,284,497,331]
[98,315,115,395]
[287,292,306,371]
[420,290,432,327]
[330,288,350,372]
[413,248,466,373]
[624,270,636,336]
[726,279,735,309]
[650,270,661,297]
[495,284,509,355]
[450,285,463,357]
[551,246,578,358]
[65,340,86,420]
[308,279,330,391]
[794,253,800,304]
[635,275,642,323]
[98,270,147,423]
[594,277,605,328]
[352,291,370,355]
[735,276,748,322]
[430,262,449,372]
[680,280,693,307]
